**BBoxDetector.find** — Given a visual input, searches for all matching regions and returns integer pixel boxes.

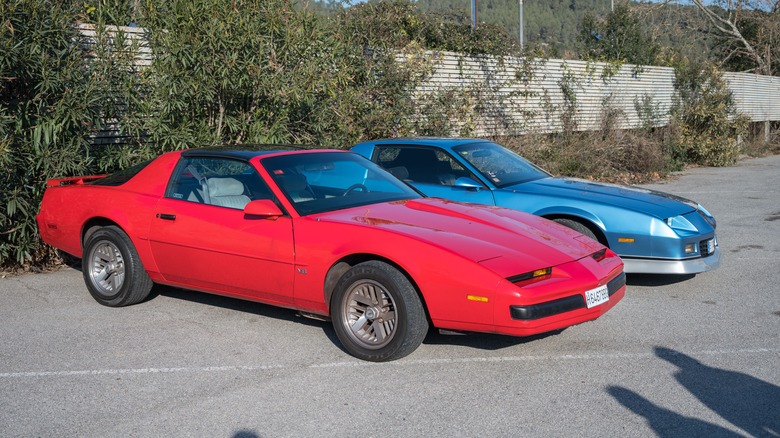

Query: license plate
[707,238,716,253]
[585,285,609,309]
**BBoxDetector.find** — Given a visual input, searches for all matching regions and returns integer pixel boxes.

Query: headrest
[387,166,409,180]
[207,178,244,197]
[279,173,308,192]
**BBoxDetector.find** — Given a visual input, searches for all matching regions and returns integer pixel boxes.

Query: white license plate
[585,285,609,309]
[707,238,716,253]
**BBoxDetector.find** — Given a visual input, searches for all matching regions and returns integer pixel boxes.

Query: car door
[374,145,496,205]
[148,156,295,306]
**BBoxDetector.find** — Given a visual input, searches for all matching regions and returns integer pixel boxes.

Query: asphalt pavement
[1,154,779,437]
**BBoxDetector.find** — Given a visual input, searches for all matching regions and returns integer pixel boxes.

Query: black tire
[331,261,428,362]
[82,226,153,307]
[553,218,600,243]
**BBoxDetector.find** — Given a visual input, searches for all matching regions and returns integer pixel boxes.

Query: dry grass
[494,124,780,185]
[494,129,671,184]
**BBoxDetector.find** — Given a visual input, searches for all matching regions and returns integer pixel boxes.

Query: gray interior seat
[205,177,251,209]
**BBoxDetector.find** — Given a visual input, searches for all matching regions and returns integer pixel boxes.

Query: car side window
[167,157,273,210]
[376,146,473,186]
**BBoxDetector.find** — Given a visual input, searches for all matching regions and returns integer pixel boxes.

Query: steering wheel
[342,183,368,196]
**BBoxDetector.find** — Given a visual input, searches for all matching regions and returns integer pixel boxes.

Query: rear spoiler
[46,175,108,188]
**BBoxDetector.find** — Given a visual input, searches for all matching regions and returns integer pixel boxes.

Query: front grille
[699,239,715,257]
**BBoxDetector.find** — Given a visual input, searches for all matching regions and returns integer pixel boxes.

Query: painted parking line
[2,347,777,379]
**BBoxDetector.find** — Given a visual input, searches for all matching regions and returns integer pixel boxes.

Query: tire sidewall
[82,227,140,307]
[331,261,424,362]
[554,218,598,242]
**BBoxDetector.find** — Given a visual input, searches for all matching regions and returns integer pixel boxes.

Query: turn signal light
[507,267,552,284]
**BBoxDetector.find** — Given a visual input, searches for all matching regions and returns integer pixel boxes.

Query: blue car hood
[508,177,696,219]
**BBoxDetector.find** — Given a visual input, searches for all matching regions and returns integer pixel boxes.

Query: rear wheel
[82,226,153,307]
[553,218,600,243]
[331,261,428,362]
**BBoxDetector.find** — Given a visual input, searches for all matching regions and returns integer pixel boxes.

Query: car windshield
[452,142,550,187]
[262,152,421,215]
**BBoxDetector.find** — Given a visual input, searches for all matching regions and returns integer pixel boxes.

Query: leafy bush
[669,61,748,167]
[0,1,135,265]
[1,0,435,269]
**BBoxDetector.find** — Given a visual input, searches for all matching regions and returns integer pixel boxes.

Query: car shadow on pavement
[156,285,327,328]
[422,328,565,351]
[609,347,780,437]
[626,273,695,287]
[153,285,563,356]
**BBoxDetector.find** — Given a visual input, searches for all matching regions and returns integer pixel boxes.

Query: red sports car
[37,148,625,361]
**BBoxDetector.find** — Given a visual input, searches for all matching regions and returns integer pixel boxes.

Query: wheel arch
[82,217,124,248]
[541,213,609,247]
[323,253,430,320]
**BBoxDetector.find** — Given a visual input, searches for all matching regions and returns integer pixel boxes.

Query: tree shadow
[232,431,262,438]
[655,347,780,438]
[627,273,696,287]
[609,347,780,437]
[608,386,744,437]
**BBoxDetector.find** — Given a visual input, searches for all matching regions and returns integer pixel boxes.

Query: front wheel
[82,226,153,307]
[331,261,428,362]
[553,218,599,243]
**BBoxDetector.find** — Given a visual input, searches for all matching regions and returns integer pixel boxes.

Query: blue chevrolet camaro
[352,138,720,275]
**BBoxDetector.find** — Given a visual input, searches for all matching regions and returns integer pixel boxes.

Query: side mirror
[244,199,284,219]
[454,177,483,191]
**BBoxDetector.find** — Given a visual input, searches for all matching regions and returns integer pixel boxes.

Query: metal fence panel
[410,51,780,136]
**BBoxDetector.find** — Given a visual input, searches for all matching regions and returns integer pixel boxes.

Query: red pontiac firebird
[37,147,625,361]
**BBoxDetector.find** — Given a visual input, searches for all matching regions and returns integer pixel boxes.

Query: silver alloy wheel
[341,279,397,349]
[87,240,126,296]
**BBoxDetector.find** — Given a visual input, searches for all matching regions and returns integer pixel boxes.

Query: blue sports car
[352,138,720,275]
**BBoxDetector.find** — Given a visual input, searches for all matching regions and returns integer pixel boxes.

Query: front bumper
[622,247,721,274]
[510,273,626,320]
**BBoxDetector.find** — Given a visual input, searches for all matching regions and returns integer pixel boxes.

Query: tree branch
[690,0,768,73]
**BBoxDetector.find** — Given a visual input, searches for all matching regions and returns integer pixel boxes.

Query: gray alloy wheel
[340,279,398,349]
[87,239,126,297]
[331,261,428,362]
[82,226,153,307]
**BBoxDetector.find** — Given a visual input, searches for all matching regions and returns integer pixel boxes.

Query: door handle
[156,213,176,221]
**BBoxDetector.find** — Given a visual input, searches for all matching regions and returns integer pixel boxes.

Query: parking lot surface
[2,155,779,437]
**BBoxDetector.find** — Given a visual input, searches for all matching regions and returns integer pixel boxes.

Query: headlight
[666,215,698,232]
[696,204,717,228]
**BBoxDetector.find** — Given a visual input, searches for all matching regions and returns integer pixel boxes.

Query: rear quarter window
[90,159,153,186]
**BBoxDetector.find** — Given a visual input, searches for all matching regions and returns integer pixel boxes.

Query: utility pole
[471,0,478,30]
[519,0,524,50]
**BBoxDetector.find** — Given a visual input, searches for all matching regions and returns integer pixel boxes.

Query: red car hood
[317,198,604,276]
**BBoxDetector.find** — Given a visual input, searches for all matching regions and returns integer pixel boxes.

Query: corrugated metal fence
[78,26,780,139]
[410,50,780,137]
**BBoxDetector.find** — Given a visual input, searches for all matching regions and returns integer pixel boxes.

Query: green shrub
[0,1,135,266]
[669,61,748,167]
